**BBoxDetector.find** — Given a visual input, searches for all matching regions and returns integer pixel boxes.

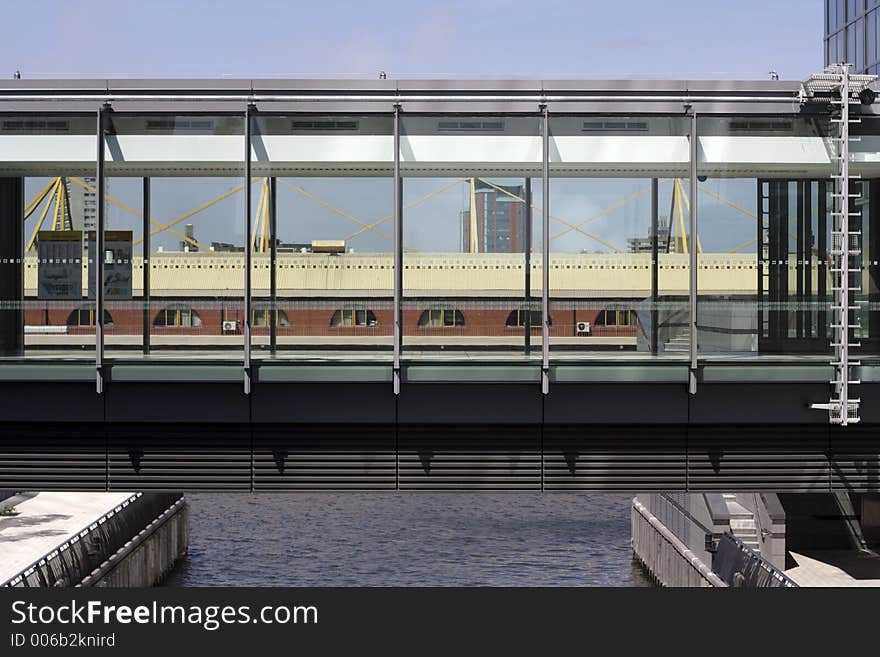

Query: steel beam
[651,178,659,355]
[542,106,550,395]
[393,104,402,394]
[689,113,698,395]
[524,177,532,355]
[95,105,107,394]
[243,105,253,395]
[269,176,277,356]
[142,177,150,355]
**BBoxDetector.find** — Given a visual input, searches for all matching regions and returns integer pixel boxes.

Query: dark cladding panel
[543,384,688,424]
[251,383,395,425]
[397,384,542,424]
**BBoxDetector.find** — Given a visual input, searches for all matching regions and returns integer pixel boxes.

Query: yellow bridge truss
[21,175,767,256]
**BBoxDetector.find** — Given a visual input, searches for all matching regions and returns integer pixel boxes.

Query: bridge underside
[2,373,878,492]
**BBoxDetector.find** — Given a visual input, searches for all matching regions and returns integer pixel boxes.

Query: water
[165,493,653,587]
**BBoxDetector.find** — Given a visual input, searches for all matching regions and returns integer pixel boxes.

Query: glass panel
[103,114,245,361]
[852,117,880,361]
[0,114,97,361]
[250,114,393,360]
[400,114,541,359]
[696,116,833,361]
[548,115,691,360]
[855,18,866,70]
[867,10,877,67]
[848,0,863,22]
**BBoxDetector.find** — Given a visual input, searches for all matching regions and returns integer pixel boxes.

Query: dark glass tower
[825,0,880,74]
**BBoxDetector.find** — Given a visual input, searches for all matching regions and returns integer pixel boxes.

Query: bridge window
[154,304,202,328]
[418,308,465,328]
[331,309,378,327]
[594,308,636,327]
[66,306,113,327]
[252,307,290,327]
[506,309,550,327]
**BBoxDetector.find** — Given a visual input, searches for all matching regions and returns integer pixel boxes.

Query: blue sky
[2,0,823,80]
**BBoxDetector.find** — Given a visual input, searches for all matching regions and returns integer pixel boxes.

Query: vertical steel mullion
[689,113,698,395]
[651,178,659,355]
[524,177,532,355]
[541,106,550,395]
[142,177,150,355]
[95,105,107,394]
[797,181,805,339]
[269,176,277,356]
[393,105,402,394]
[244,105,253,395]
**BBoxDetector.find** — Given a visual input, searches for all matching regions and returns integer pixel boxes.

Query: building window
[331,308,378,327]
[417,308,465,327]
[154,304,202,327]
[252,307,290,327]
[66,306,113,327]
[505,308,550,327]
[594,308,636,327]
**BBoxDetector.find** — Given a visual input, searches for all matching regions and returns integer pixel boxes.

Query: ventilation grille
[688,426,829,492]
[254,426,395,490]
[2,119,70,132]
[582,120,648,132]
[291,120,359,131]
[437,120,505,132]
[544,426,686,491]
[145,119,215,131]
[728,120,793,132]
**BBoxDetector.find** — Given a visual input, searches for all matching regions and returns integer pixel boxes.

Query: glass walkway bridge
[0,71,879,492]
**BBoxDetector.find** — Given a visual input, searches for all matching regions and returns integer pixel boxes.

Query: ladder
[803,64,876,425]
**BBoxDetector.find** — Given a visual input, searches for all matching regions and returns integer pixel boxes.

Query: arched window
[252,307,290,327]
[417,308,465,327]
[594,307,636,327]
[154,304,202,328]
[331,308,378,327]
[505,308,550,327]
[66,305,113,327]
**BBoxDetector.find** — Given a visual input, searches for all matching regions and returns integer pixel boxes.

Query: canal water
[165,493,653,587]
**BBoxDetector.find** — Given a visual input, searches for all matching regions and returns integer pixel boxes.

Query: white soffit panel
[699,136,831,167]
[401,136,542,164]
[551,136,690,166]
[251,135,394,163]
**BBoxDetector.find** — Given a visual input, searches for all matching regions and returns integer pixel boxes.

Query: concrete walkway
[785,551,880,587]
[0,491,135,585]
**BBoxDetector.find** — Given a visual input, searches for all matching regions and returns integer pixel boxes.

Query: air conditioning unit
[221,320,238,333]
[576,321,591,335]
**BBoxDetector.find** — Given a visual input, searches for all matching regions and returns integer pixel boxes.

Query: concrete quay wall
[631,497,725,588]
[82,496,188,587]
[1,492,188,588]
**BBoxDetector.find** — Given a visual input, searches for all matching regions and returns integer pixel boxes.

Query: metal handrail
[714,533,798,588]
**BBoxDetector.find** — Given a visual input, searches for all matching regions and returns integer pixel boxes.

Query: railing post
[541,105,550,394]
[393,104,402,395]
[95,104,108,394]
[244,104,253,395]
[689,112,699,395]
